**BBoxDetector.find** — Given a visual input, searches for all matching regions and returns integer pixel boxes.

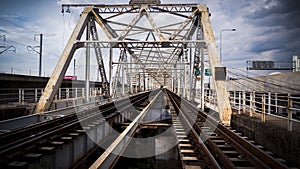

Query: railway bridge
[0,1,299,169]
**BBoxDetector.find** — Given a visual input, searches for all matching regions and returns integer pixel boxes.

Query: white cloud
[0,0,299,79]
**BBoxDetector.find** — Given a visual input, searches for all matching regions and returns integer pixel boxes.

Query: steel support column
[34,7,92,113]
[85,18,91,102]
[183,49,186,98]
[122,63,125,95]
[200,6,232,125]
[201,47,205,112]
[109,45,113,96]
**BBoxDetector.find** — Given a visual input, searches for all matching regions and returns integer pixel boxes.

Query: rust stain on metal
[33,6,92,114]
[200,8,233,124]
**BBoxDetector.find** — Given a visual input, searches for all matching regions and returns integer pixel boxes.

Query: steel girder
[35,3,232,125]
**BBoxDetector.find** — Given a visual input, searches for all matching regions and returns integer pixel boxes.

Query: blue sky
[0,0,299,80]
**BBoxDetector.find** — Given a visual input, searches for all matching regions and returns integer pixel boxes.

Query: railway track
[0,90,157,168]
[166,89,290,169]
[0,89,293,169]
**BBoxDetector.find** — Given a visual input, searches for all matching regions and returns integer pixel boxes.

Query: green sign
[205,69,212,76]
[195,69,201,76]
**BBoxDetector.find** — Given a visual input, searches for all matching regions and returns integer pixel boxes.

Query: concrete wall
[226,72,300,93]
[0,73,102,89]
[231,114,300,168]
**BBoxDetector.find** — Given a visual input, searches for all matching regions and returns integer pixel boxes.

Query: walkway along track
[0,90,158,168]
[166,89,289,169]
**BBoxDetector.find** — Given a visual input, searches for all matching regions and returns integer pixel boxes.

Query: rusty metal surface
[200,7,233,125]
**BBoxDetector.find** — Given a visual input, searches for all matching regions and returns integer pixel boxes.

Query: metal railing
[199,89,300,132]
[0,87,102,105]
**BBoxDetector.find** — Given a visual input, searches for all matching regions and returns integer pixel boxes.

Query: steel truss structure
[35,3,233,124]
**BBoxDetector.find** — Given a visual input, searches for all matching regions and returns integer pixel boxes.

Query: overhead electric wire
[190,50,299,93]
[227,69,283,91]
[227,68,300,93]
[0,30,39,45]
[229,79,258,92]
[227,71,266,92]
[0,16,63,54]
[4,39,59,62]
[229,67,300,91]
[0,17,37,34]
[227,70,276,92]
[229,66,300,89]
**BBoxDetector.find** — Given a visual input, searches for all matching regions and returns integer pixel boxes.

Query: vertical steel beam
[34,7,92,113]
[85,18,91,102]
[109,45,113,96]
[122,64,125,95]
[178,62,181,95]
[200,5,232,125]
[188,48,192,100]
[201,47,205,112]
[129,54,132,94]
[183,48,187,98]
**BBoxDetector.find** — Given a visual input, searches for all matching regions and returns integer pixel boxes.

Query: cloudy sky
[0,0,299,80]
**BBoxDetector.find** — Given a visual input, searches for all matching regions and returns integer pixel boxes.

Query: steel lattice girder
[62,4,199,13]
[35,3,232,125]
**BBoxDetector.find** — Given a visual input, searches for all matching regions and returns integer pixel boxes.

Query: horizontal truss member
[112,62,190,65]
[62,4,200,13]
[76,40,207,48]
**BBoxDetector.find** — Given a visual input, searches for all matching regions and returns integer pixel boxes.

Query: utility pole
[27,34,43,77]
[39,34,43,77]
[73,59,76,77]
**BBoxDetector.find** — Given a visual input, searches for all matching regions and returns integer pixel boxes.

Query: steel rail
[166,90,222,169]
[0,91,153,158]
[0,93,143,147]
[167,89,288,169]
[89,90,162,169]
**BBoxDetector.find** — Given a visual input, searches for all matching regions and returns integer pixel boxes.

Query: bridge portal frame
[34,3,232,125]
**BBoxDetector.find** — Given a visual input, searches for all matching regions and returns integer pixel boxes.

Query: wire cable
[227,68,300,93]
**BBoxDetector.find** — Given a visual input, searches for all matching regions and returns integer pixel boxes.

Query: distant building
[293,56,300,72]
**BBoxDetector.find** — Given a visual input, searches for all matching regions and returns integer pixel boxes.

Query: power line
[0,17,37,34]
[227,68,300,93]
[0,30,38,44]
[4,39,59,62]
[228,66,300,89]
[0,16,62,46]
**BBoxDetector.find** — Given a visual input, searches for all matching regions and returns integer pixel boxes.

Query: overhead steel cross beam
[62,4,199,13]
[35,3,232,124]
